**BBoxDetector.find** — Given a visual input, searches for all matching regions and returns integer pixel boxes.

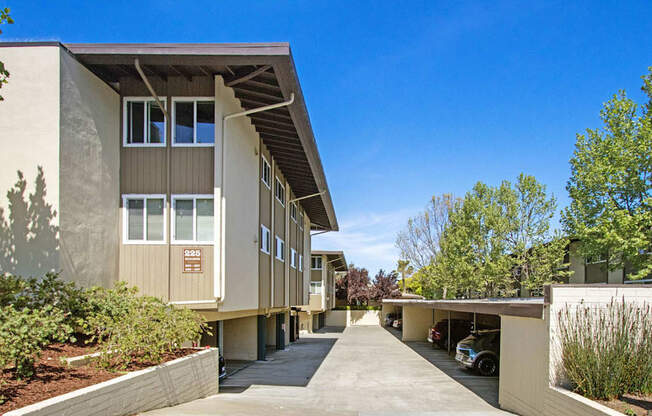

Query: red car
[428,319,473,350]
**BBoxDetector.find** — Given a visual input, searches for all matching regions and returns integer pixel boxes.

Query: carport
[382,298,543,350]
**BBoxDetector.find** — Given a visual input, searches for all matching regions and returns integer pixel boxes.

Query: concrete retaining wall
[5,348,219,416]
[544,387,622,416]
[324,310,381,327]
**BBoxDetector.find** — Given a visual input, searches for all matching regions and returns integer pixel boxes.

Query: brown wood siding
[170,148,214,194]
[119,75,217,304]
[258,143,272,309]
[169,245,214,301]
[120,244,169,301]
[274,259,284,307]
[120,148,167,194]
[311,269,322,282]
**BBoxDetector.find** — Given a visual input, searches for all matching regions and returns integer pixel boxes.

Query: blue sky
[3,1,651,275]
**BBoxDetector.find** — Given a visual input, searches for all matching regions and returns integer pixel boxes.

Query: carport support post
[447,310,451,354]
[257,315,266,361]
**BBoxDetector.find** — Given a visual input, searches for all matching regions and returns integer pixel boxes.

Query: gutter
[214,93,296,301]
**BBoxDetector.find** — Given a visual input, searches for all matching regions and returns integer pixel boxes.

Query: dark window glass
[196,101,215,144]
[127,102,144,143]
[174,102,194,144]
[148,102,165,144]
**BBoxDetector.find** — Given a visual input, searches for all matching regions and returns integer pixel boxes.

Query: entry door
[276,313,286,350]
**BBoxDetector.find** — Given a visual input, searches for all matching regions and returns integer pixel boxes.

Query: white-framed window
[122,194,166,244]
[260,224,271,254]
[290,248,297,268]
[275,177,285,206]
[275,236,285,262]
[310,281,322,294]
[299,254,303,271]
[123,97,167,147]
[171,195,214,244]
[261,156,271,188]
[290,202,297,222]
[311,256,322,270]
[172,97,215,146]
[299,212,304,230]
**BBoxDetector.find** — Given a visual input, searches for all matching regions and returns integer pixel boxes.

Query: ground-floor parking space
[141,325,512,415]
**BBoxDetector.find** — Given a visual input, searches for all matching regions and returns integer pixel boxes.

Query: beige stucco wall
[59,49,120,288]
[499,315,548,416]
[324,310,347,326]
[215,78,260,313]
[0,46,61,277]
[222,315,257,361]
[402,306,434,341]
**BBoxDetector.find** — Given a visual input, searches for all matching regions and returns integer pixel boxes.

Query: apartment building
[0,42,338,361]
[298,250,347,332]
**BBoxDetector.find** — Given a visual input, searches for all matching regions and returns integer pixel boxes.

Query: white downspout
[215,93,295,302]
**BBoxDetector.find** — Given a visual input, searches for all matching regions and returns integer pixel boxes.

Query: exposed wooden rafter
[226,65,272,87]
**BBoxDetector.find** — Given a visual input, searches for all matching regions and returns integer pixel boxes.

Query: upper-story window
[275,177,285,206]
[260,224,271,254]
[290,248,297,269]
[299,254,303,271]
[122,194,166,244]
[290,203,297,222]
[311,256,322,270]
[261,156,271,188]
[171,195,214,243]
[124,97,166,147]
[275,236,285,262]
[299,212,304,230]
[172,98,215,146]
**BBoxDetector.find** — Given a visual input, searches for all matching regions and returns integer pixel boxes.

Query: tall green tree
[562,68,652,280]
[439,175,568,297]
[0,7,14,101]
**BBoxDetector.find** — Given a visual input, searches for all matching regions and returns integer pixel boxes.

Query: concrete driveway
[141,326,512,415]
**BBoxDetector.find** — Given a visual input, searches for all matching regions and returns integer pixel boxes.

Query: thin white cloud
[311,208,416,276]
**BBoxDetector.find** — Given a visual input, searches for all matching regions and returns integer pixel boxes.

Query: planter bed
[598,394,652,416]
[0,343,204,415]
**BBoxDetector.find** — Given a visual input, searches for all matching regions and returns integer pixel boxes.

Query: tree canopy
[0,7,14,101]
[562,68,652,280]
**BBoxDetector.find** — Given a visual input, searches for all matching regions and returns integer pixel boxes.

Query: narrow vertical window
[275,236,285,261]
[291,248,297,268]
[275,177,285,206]
[311,256,322,270]
[127,199,144,240]
[261,156,271,188]
[174,199,194,241]
[290,203,297,222]
[260,225,271,254]
[196,199,214,242]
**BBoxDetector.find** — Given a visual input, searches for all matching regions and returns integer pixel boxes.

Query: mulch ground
[0,342,196,415]
[598,393,652,416]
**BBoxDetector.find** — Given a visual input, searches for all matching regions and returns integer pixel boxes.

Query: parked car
[392,318,402,329]
[427,319,473,350]
[219,354,227,380]
[384,313,397,327]
[455,329,500,376]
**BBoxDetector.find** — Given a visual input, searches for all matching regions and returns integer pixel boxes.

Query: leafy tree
[563,68,652,280]
[396,259,413,293]
[370,269,400,301]
[439,175,568,297]
[335,271,348,300]
[395,194,458,269]
[345,264,370,305]
[0,7,14,101]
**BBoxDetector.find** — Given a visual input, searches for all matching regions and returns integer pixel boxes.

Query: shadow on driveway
[384,326,501,408]
[220,328,340,392]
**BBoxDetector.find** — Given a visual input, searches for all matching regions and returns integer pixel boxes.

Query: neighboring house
[0,42,339,361]
[298,250,347,332]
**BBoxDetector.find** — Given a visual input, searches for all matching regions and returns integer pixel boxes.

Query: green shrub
[0,272,86,327]
[81,282,207,370]
[557,299,652,400]
[333,305,380,310]
[0,305,73,379]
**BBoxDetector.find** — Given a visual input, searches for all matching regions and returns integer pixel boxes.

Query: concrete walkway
[141,326,513,415]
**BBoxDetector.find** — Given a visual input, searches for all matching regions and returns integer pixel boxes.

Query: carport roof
[382,297,544,319]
